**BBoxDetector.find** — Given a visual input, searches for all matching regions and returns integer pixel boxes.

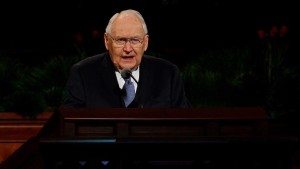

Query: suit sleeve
[62,64,86,107]
[171,66,192,108]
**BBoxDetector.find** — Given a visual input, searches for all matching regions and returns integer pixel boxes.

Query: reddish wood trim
[0,112,53,120]
[0,112,53,163]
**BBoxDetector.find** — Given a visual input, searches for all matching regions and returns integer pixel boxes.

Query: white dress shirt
[115,67,139,92]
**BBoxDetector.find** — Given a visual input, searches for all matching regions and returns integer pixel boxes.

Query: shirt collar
[116,66,139,89]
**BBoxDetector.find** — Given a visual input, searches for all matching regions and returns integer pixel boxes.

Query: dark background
[0,0,298,65]
[0,0,299,119]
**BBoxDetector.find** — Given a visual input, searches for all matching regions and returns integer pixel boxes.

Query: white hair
[105,9,148,35]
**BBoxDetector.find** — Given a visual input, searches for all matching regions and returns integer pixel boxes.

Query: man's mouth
[122,56,134,60]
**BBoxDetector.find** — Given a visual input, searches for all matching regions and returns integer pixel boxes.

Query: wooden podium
[1,107,298,169]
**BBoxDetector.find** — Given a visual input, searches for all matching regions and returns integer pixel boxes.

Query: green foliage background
[0,43,299,119]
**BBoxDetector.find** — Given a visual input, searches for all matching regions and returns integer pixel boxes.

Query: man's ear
[143,35,149,51]
[104,33,109,50]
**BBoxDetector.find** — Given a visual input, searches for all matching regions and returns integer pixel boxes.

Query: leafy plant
[0,54,85,117]
[182,45,255,107]
[0,56,25,112]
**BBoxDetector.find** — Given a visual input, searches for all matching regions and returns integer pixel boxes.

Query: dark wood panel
[1,108,299,169]
[53,107,269,139]
[0,112,53,163]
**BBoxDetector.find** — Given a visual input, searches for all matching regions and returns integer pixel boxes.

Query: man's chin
[120,63,137,70]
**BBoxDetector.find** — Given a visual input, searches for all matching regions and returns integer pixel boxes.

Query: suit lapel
[98,54,124,106]
[135,56,154,103]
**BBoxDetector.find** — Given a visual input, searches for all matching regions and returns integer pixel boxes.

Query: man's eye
[117,38,127,43]
[131,39,140,44]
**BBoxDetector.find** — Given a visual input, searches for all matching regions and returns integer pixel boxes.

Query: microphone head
[120,68,132,79]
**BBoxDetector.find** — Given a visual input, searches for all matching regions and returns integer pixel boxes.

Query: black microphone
[120,68,138,84]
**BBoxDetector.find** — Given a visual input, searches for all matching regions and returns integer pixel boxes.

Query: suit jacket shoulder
[136,55,191,108]
[64,52,123,108]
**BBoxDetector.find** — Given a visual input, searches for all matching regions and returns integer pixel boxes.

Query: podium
[1,107,298,169]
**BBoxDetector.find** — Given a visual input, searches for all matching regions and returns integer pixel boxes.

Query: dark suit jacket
[63,52,191,108]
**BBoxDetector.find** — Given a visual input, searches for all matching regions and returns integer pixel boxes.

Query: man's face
[104,14,149,71]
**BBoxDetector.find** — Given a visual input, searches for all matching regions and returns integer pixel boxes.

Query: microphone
[120,68,138,84]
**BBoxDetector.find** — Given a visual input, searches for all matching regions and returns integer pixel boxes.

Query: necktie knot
[123,78,135,107]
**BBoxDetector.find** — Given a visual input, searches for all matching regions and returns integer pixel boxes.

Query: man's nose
[123,40,133,51]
